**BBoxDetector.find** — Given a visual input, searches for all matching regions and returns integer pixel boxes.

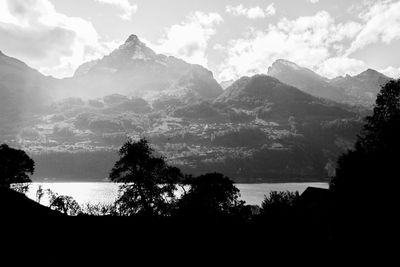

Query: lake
[25,182,329,206]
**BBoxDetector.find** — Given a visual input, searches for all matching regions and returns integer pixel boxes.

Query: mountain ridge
[267,59,392,107]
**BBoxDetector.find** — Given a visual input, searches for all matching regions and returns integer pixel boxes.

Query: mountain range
[267,59,391,107]
[0,34,393,182]
[58,34,223,104]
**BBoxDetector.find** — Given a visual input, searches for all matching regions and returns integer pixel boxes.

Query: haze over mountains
[0,51,55,137]
[0,34,393,182]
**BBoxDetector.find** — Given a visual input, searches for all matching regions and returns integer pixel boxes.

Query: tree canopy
[0,144,34,187]
[109,138,183,216]
[177,172,244,218]
[330,80,400,204]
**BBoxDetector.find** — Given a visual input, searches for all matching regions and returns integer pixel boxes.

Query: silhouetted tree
[109,138,183,216]
[329,80,400,242]
[256,191,300,232]
[177,173,245,219]
[36,185,44,203]
[330,80,400,201]
[0,144,34,188]
[47,189,81,216]
[260,191,300,215]
[82,203,118,216]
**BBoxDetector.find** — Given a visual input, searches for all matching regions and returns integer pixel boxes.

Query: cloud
[93,0,137,21]
[380,66,400,78]
[307,0,320,4]
[346,0,400,55]
[218,11,363,80]
[226,4,276,19]
[149,12,223,67]
[0,0,114,78]
[318,57,366,78]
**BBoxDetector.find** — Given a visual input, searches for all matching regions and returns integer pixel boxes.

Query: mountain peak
[274,59,291,63]
[360,68,380,76]
[125,34,140,44]
[268,59,302,76]
[268,59,325,81]
[273,59,300,69]
[121,34,148,50]
[215,73,317,108]
[355,68,388,80]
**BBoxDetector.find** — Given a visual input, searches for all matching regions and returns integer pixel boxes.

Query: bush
[260,191,300,217]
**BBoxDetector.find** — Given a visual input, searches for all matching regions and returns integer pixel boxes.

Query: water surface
[26,182,329,206]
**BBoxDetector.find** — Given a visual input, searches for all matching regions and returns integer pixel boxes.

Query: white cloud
[307,0,320,4]
[0,0,113,78]
[226,4,276,19]
[380,66,400,79]
[318,57,366,78]
[218,11,363,80]
[94,0,137,21]
[346,0,400,55]
[149,12,223,67]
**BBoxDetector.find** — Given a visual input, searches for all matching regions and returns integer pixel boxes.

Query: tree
[36,185,44,203]
[329,79,400,241]
[109,138,183,216]
[260,191,300,214]
[256,191,300,233]
[177,173,245,219]
[47,189,81,216]
[0,144,34,188]
[330,80,400,200]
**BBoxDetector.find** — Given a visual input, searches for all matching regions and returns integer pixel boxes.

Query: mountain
[267,59,352,104]
[329,69,392,106]
[267,59,393,107]
[61,34,223,103]
[0,39,365,183]
[0,51,54,138]
[220,79,235,89]
[216,74,354,122]
[152,65,223,110]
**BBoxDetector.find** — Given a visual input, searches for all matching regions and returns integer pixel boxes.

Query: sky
[1,0,400,81]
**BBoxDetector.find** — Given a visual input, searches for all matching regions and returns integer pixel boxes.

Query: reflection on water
[25,182,329,206]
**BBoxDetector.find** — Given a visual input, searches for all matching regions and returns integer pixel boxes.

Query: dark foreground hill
[1,186,334,258]
[0,187,61,217]
[2,186,382,262]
